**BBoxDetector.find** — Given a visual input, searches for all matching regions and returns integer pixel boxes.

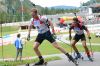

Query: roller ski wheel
[26,63,29,66]
[33,62,47,66]
[88,56,93,62]
[68,59,71,62]
[75,54,84,60]
[67,55,79,66]
[68,59,79,66]
[73,60,79,66]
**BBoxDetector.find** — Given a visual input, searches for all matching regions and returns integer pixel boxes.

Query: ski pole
[69,39,73,55]
[57,37,71,47]
[88,38,93,58]
[53,34,71,47]
[73,12,77,18]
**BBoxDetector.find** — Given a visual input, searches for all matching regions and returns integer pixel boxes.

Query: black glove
[69,35,72,40]
[88,36,91,39]
[27,34,30,41]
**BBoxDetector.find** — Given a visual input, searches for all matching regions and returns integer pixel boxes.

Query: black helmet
[73,17,79,22]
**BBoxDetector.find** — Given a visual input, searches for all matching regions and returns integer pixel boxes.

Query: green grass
[0,39,99,66]
[0,26,19,36]
[88,33,100,43]
[0,40,64,58]
[0,38,100,58]
[0,26,100,58]
[0,56,61,66]
[0,28,100,66]
[0,26,69,36]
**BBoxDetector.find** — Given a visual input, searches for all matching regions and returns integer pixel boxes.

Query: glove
[69,35,72,40]
[27,34,30,41]
[88,36,91,39]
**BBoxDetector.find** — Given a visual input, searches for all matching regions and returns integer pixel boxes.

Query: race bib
[74,27,84,35]
[74,27,80,33]
[34,20,40,27]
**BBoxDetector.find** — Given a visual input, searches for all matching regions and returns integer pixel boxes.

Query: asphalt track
[19,52,100,66]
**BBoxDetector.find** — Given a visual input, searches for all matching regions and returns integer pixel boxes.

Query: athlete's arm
[48,20,55,34]
[83,25,91,39]
[27,25,32,41]
[86,29,91,39]
[27,19,33,40]
[28,24,32,35]
[69,26,72,40]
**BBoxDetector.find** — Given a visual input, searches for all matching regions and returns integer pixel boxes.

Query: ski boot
[68,55,79,66]
[75,54,84,60]
[88,56,93,62]
[33,59,44,66]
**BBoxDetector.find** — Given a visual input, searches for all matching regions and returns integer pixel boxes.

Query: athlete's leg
[34,42,42,57]
[46,30,76,63]
[45,30,67,54]
[33,42,44,65]
[82,40,90,56]
[72,34,81,55]
[52,41,75,62]
[71,40,80,55]
[81,34,90,56]
[82,40,93,61]
[33,33,45,65]
[71,40,82,60]
[52,41,67,53]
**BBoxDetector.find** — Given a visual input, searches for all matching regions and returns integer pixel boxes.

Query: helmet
[73,17,79,22]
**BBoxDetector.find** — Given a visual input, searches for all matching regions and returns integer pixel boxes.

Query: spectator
[14,33,23,61]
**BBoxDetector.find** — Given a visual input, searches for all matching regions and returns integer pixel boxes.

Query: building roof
[90,3,100,7]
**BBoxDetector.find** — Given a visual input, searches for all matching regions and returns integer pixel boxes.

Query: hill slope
[50,5,78,9]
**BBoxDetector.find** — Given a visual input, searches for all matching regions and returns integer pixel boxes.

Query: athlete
[27,8,78,65]
[69,18,93,61]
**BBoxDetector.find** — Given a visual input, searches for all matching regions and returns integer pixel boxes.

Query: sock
[38,56,44,62]
[65,53,70,57]
[86,51,91,57]
[39,56,43,59]
[87,54,91,57]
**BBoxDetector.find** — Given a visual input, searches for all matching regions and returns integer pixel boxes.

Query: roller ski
[73,59,79,66]
[69,58,79,66]
[75,54,84,60]
[25,62,47,66]
[88,56,93,62]
[32,62,47,66]
[67,54,79,66]
[33,59,47,66]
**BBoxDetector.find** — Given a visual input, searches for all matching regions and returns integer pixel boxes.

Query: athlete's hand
[88,36,91,39]
[69,35,72,40]
[27,34,30,41]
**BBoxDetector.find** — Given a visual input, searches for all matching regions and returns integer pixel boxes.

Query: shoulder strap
[40,16,50,28]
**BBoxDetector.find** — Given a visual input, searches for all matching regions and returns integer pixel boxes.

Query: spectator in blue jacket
[14,33,23,61]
